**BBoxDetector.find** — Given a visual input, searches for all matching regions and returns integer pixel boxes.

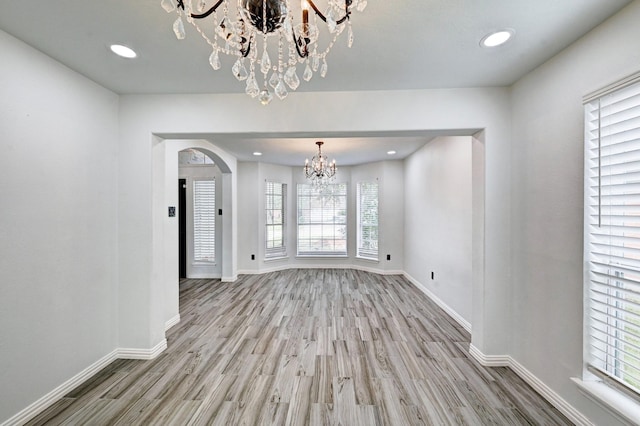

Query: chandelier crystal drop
[304,141,337,188]
[161,0,366,104]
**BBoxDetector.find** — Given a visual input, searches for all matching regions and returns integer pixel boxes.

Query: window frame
[356,181,379,261]
[296,183,348,257]
[584,77,640,402]
[265,181,287,259]
[192,178,216,264]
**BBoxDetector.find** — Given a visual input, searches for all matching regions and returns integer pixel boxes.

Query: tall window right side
[585,80,640,397]
[357,181,379,260]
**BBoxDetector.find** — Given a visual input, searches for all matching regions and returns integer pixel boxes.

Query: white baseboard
[188,273,222,279]
[237,268,264,275]
[469,345,593,426]
[183,274,234,281]
[0,349,119,426]
[468,344,510,366]
[353,265,404,276]
[165,314,181,331]
[403,272,472,333]
[1,340,169,426]
[117,339,167,360]
[238,264,405,276]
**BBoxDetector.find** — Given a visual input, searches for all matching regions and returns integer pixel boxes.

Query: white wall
[0,30,119,422]
[380,161,405,270]
[237,162,261,271]
[509,1,640,424]
[404,137,474,324]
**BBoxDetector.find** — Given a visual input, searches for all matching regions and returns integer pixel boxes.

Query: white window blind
[357,181,379,260]
[265,181,286,258]
[586,79,640,397]
[297,183,347,256]
[193,179,215,262]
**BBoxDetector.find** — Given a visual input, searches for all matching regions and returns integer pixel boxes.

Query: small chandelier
[161,0,367,105]
[304,141,336,186]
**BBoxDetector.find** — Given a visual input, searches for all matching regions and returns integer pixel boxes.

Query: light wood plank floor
[26,269,572,425]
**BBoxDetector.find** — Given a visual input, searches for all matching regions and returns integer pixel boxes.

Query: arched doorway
[152,138,238,332]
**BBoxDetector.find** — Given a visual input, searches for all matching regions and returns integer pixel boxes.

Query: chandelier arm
[306,0,352,25]
[189,0,225,19]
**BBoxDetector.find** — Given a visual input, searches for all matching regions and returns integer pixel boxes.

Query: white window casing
[357,181,379,260]
[297,183,348,256]
[265,181,287,259]
[193,179,215,263]
[585,78,640,399]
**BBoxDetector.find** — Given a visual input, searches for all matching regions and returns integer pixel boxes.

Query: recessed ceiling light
[480,29,514,48]
[110,44,137,58]
[253,152,262,156]
[387,150,397,155]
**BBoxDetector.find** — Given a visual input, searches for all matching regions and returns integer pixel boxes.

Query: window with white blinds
[585,79,640,397]
[193,179,215,263]
[297,183,347,256]
[265,181,287,258]
[357,181,379,260]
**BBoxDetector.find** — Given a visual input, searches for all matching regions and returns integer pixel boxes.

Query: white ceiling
[166,130,477,166]
[0,0,633,165]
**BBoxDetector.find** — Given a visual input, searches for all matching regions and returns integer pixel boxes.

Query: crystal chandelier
[161,0,367,105]
[304,141,337,187]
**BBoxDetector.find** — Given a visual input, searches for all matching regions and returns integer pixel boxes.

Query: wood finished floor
[26,269,572,425]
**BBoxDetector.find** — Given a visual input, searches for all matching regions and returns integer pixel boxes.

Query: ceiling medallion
[304,141,337,187]
[161,0,367,104]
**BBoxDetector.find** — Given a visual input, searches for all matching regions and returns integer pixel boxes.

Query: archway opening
[152,138,238,332]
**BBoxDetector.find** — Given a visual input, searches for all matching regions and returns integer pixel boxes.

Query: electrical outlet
[251,254,255,260]
[386,254,391,261]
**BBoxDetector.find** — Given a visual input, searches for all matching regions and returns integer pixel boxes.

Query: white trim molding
[403,272,472,333]
[238,264,404,277]
[221,275,238,282]
[573,378,640,426]
[583,70,640,104]
[165,314,181,332]
[469,346,593,426]
[117,339,168,360]
[468,344,510,367]
[188,273,222,279]
[0,350,119,426]
[1,340,169,426]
